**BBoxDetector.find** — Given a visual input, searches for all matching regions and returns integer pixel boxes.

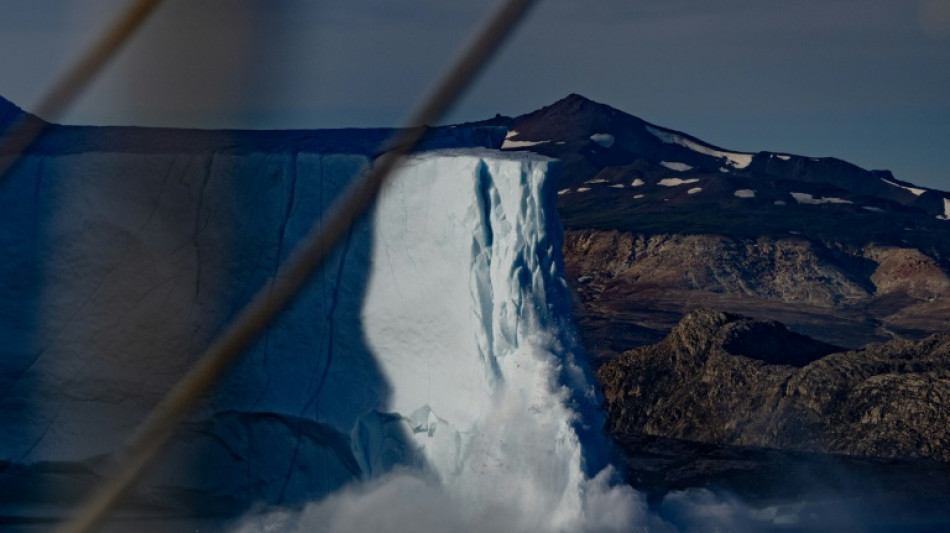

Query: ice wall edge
[0,147,606,520]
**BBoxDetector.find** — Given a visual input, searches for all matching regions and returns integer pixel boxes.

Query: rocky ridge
[598,309,950,462]
[564,229,950,357]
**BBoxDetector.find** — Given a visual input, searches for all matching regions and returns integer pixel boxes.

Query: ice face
[0,145,614,526]
[0,150,380,510]
[359,151,614,527]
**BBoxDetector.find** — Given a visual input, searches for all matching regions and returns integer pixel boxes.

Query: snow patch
[502,129,550,149]
[719,167,730,173]
[660,161,693,172]
[645,125,752,169]
[577,187,591,192]
[502,139,550,149]
[658,177,700,187]
[938,198,950,221]
[589,133,615,148]
[631,179,645,187]
[881,178,926,197]
[633,194,645,199]
[586,178,609,184]
[790,192,853,205]
[687,187,702,195]
[777,154,791,161]
[774,200,787,206]
[734,189,756,198]
[558,188,570,195]
[610,184,625,189]
[862,206,885,213]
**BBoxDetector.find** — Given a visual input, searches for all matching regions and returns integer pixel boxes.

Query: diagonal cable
[0,0,165,181]
[53,1,536,532]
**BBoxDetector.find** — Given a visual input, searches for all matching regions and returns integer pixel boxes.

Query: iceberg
[0,127,623,529]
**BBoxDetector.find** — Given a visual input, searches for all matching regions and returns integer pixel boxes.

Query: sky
[0,0,948,189]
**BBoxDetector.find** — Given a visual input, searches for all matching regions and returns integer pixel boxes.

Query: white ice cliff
[0,144,616,528]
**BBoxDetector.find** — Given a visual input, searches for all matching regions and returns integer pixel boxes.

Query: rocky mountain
[481,94,950,353]
[495,94,950,227]
[480,95,950,483]
[564,229,950,359]
[598,309,950,463]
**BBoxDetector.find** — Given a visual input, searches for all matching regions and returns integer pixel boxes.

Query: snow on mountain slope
[939,198,950,221]
[660,161,693,172]
[882,177,926,197]
[645,125,753,169]
[790,191,853,205]
[0,146,633,529]
[502,130,550,148]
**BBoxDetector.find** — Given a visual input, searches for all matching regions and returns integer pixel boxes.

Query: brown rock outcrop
[564,229,950,358]
[598,309,950,462]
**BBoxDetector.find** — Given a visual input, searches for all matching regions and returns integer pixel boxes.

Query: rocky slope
[598,309,950,462]
[564,229,950,359]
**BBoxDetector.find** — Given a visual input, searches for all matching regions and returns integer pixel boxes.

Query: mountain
[0,95,45,149]
[496,94,950,227]
[483,94,950,353]
[488,94,950,513]
[0,95,34,130]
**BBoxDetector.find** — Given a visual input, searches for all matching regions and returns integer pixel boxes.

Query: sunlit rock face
[0,133,608,527]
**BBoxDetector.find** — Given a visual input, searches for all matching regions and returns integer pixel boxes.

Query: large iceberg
[0,123,629,529]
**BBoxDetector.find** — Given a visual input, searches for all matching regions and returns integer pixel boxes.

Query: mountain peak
[543,93,619,117]
[0,94,43,135]
[506,93,643,145]
[557,92,599,105]
[1,95,26,126]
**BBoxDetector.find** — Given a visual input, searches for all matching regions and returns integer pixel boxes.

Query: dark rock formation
[598,309,950,463]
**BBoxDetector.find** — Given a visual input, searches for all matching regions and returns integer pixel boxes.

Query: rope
[0,0,165,181]
[53,1,536,531]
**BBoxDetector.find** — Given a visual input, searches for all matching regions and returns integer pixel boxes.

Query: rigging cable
[0,0,165,181]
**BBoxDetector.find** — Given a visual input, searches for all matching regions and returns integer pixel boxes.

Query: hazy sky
[0,0,948,189]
